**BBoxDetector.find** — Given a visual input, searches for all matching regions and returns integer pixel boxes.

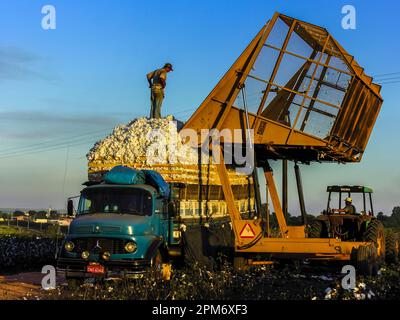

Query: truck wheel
[307,220,327,238]
[66,278,84,289]
[362,219,385,265]
[151,250,163,271]
[151,250,171,281]
[385,233,399,264]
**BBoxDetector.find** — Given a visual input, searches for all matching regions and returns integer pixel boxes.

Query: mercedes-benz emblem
[94,240,102,251]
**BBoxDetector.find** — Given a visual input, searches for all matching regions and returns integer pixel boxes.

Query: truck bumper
[56,257,152,279]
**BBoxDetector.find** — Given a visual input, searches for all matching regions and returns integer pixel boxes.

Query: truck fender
[145,238,168,262]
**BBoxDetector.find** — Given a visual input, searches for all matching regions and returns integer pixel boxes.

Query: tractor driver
[334,197,357,215]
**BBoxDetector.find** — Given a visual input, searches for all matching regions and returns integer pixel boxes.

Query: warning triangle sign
[239,223,256,238]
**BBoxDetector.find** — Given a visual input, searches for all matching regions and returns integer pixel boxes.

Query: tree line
[0,210,61,220]
[261,204,400,228]
[376,206,400,228]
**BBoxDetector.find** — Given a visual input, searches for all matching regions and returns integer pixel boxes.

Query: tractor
[308,186,399,274]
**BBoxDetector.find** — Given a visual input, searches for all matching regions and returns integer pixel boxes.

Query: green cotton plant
[42,261,400,301]
[0,235,56,272]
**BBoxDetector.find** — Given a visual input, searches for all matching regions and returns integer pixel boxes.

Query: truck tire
[151,250,171,281]
[66,278,84,289]
[385,233,399,264]
[151,250,163,271]
[362,219,385,265]
[307,220,327,238]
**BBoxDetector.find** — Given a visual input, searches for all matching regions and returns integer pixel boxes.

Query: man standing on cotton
[147,63,173,119]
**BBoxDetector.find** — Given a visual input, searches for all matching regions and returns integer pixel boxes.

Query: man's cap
[164,63,173,71]
[345,197,352,203]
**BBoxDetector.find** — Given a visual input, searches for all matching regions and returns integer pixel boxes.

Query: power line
[0,132,108,157]
[0,127,114,155]
[174,108,196,114]
[0,114,197,159]
[379,80,400,85]
[0,126,114,152]
[0,134,106,159]
[373,71,400,78]
[375,76,400,82]
[0,137,99,159]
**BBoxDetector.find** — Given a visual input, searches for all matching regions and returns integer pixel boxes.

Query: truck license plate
[87,264,105,274]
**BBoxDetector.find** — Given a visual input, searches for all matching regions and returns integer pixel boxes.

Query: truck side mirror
[67,199,74,217]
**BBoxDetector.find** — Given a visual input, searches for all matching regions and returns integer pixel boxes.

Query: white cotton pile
[86,116,251,186]
[87,116,198,166]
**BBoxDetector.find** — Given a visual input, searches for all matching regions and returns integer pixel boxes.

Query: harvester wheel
[362,219,385,265]
[307,220,327,238]
[355,245,378,276]
[233,256,247,271]
[385,233,399,264]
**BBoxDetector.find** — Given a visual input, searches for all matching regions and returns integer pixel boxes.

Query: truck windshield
[78,187,153,216]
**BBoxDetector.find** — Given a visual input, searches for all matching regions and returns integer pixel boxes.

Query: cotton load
[87,116,250,186]
[87,115,195,166]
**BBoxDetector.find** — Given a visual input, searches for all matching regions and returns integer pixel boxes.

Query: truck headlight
[81,251,90,259]
[102,251,111,260]
[124,242,137,253]
[64,241,75,252]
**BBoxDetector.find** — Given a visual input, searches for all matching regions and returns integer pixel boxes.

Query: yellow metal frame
[181,12,384,262]
[183,12,383,164]
[215,149,367,260]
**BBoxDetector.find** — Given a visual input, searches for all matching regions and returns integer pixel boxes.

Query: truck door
[157,199,169,243]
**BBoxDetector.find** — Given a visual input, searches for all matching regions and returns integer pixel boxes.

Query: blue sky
[0,0,399,214]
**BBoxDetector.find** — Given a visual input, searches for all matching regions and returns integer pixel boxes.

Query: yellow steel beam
[214,148,242,241]
[237,237,368,256]
[264,170,288,237]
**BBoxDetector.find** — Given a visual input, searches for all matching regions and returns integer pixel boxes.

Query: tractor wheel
[355,245,378,276]
[385,233,399,264]
[362,219,385,265]
[307,220,327,238]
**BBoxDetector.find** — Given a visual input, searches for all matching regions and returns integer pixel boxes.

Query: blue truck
[56,166,184,283]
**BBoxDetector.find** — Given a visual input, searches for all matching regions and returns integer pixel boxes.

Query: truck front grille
[73,238,127,254]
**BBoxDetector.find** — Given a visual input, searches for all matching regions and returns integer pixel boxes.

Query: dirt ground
[0,273,42,300]
[0,272,65,300]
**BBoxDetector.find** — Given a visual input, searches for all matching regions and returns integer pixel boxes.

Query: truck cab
[57,178,182,281]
